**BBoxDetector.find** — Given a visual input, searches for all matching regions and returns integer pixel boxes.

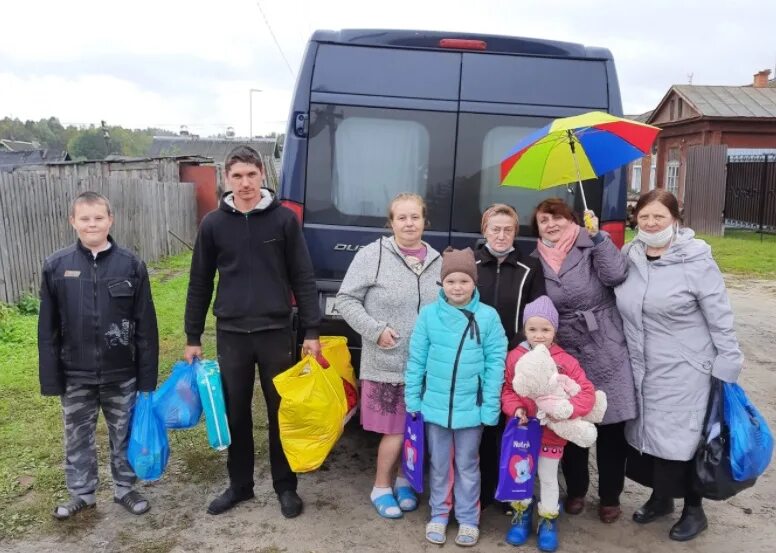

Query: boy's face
[443,272,475,307]
[70,201,113,250]
[524,316,556,347]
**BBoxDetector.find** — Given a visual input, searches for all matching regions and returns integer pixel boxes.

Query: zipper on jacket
[416,275,422,313]
[93,259,101,375]
[492,263,501,306]
[447,312,475,428]
[416,255,441,311]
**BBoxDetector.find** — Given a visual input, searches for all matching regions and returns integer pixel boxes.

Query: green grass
[0,251,240,540]
[624,228,776,278]
[1,229,772,540]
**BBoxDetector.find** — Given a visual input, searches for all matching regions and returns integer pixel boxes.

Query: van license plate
[324,296,341,318]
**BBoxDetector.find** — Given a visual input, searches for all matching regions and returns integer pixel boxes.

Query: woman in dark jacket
[475,203,545,509]
[531,198,636,523]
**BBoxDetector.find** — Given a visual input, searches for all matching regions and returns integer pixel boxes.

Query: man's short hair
[225,145,264,174]
[70,191,112,218]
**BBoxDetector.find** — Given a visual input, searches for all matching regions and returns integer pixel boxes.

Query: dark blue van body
[279,29,628,362]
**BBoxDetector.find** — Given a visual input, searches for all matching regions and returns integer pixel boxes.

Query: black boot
[207,487,255,515]
[633,494,674,524]
[669,505,708,541]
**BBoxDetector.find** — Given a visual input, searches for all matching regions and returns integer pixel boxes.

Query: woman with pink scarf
[529,198,636,524]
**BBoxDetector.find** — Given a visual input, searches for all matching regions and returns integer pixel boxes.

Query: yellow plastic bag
[273,354,347,473]
[319,336,356,387]
[319,336,358,421]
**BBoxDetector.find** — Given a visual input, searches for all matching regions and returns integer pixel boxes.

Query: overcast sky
[1,0,773,137]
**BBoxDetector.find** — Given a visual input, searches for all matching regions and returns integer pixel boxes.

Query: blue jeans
[426,423,483,526]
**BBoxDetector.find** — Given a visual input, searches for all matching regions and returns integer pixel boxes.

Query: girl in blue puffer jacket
[405,247,507,547]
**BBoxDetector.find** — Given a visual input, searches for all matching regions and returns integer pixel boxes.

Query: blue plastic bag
[724,382,773,481]
[195,359,231,451]
[128,392,170,481]
[153,361,203,429]
[495,417,542,502]
[402,412,425,493]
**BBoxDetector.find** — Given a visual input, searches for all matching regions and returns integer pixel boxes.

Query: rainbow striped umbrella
[500,111,660,212]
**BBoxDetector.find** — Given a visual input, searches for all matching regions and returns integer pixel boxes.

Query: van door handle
[294,112,308,138]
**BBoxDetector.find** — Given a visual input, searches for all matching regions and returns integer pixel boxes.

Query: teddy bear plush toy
[511,344,607,448]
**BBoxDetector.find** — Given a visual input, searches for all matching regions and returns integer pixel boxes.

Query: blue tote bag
[402,413,425,493]
[495,417,542,502]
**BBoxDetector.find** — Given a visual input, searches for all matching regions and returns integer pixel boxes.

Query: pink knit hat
[523,295,559,330]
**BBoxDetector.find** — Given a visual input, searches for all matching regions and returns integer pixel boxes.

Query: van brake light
[439,39,486,51]
[601,221,626,249]
[280,199,304,223]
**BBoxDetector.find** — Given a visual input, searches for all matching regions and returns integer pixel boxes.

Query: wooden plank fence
[0,172,197,304]
[683,145,728,236]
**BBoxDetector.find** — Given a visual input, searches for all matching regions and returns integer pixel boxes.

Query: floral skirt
[359,380,406,435]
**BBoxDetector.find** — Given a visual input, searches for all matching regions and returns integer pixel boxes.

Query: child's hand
[514,408,529,426]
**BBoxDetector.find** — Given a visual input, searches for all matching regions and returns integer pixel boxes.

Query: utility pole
[100,120,112,155]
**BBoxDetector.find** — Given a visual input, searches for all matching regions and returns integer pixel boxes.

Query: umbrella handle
[583,210,598,235]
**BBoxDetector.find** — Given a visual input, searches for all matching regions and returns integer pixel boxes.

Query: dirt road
[5,278,775,553]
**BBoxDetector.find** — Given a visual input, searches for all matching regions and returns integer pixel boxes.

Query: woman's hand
[583,210,599,236]
[515,408,529,426]
[378,327,400,348]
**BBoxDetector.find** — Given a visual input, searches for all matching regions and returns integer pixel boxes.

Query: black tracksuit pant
[217,328,296,495]
[561,421,628,507]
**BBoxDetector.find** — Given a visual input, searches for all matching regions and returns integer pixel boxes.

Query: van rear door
[449,52,612,251]
[302,44,460,283]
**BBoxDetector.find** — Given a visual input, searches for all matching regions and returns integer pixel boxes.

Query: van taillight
[439,38,486,50]
[601,221,626,249]
[281,200,304,223]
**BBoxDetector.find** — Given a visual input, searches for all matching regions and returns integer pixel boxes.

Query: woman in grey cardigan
[615,189,743,542]
[336,193,441,520]
[530,198,636,523]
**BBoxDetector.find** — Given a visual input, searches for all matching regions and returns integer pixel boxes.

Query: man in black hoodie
[184,146,321,518]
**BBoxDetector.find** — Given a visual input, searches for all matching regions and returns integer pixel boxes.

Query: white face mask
[637,224,676,248]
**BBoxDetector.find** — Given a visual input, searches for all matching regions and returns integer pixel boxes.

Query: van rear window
[312,44,460,100]
[304,103,455,229]
[461,53,609,108]
[452,112,591,234]
[332,117,429,217]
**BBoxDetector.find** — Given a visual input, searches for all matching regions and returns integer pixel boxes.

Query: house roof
[147,137,277,162]
[0,149,70,170]
[625,111,653,123]
[0,139,41,151]
[671,85,776,118]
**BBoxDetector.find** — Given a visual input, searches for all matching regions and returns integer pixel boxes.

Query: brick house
[627,69,776,203]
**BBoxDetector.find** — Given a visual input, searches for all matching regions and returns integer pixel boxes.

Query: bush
[16,294,40,316]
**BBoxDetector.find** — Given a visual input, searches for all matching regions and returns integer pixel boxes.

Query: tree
[67,130,110,160]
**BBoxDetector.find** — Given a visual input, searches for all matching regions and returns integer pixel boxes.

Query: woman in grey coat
[336,193,441,520]
[531,198,637,523]
[615,189,743,542]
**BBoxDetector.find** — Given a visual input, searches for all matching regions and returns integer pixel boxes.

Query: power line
[255,0,296,79]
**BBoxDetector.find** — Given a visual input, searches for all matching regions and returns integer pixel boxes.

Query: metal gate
[724,155,776,232]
